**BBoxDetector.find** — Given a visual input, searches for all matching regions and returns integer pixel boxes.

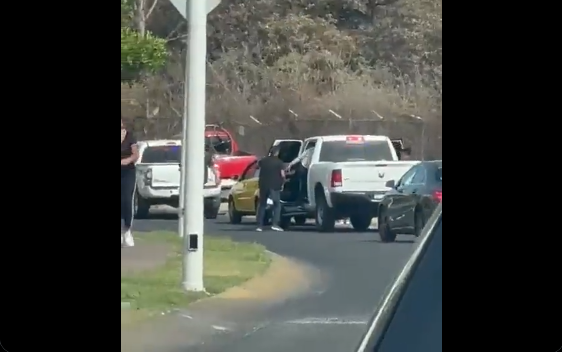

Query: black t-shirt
[258,156,285,190]
[121,130,137,171]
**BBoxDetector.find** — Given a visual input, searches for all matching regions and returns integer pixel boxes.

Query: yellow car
[227,160,262,224]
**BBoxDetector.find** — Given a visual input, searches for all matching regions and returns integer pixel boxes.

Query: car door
[386,165,418,231]
[400,165,428,231]
[238,161,260,212]
[301,139,317,200]
[245,166,261,213]
[231,161,257,212]
[270,139,303,164]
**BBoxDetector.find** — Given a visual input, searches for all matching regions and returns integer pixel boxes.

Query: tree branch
[145,0,159,20]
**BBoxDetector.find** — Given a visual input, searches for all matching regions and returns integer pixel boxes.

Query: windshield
[140,145,181,163]
[319,140,394,162]
[206,135,232,155]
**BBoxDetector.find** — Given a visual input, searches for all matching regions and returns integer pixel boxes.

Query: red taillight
[432,190,442,202]
[331,169,343,187]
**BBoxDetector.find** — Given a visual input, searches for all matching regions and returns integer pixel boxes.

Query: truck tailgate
[139,163,180,188]
[338,161,419,191]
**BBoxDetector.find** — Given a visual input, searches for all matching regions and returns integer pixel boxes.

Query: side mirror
[385,180,396,188]
[232,175,239,181]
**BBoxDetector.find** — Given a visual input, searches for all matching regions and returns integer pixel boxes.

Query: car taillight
[144,169,153,186]
[331,169,343,187]
[432,190,442,202]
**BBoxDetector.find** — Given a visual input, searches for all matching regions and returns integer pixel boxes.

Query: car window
[411,166,426,184]
[302,148,314,168]
[275,141,302,163]
[398,166,418,187]
[140,145,181,163]
[319,140,394,162]
[304,140,316,150]
[241,162,257,180]
[375,211,442,352]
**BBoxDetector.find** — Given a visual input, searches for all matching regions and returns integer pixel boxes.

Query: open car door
[391,138,411,160]
[269,139,303,164]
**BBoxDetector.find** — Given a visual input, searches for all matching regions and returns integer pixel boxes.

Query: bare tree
[132,0,159,36]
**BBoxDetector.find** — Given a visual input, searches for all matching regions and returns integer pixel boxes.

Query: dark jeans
[121,169,137,229]
[257,187,281,227]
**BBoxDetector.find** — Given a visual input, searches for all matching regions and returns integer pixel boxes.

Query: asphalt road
[134,207,419,352]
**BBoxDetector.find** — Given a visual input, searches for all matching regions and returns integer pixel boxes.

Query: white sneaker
[256,227,263,232]
[271,225,284,232]
[122,230,135,247]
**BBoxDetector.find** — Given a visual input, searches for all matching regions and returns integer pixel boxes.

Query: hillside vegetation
[121,0,442,156]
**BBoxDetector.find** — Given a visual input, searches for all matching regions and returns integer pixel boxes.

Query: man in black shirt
[256,146,286,231]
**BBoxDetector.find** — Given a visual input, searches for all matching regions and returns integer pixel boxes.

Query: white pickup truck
[134,140,221,219]
[271,135,419,232]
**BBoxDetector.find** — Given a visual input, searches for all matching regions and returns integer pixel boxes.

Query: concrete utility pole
[168,0,221,292]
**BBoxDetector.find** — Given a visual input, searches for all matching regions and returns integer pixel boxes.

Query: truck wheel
[294,216,307,226]
[350,215,371,232]
[279,216,291,230]
[378,209,397,243]
[228,197,242,224]
[315,193,335,232]
[204,203,220,220]
[134,192,150,219]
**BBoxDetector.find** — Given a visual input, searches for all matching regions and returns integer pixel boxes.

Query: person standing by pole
[121,117,139,247]
[256,146,286,232]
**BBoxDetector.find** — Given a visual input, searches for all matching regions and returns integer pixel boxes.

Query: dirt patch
[206,253,311,301]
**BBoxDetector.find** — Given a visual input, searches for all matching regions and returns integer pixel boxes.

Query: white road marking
[285,317,367,325]
[211,325,230,331]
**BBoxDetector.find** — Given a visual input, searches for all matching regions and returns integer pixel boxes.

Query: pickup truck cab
[134,139,221,219]
[203,125,257,201]
[271,135,419,232]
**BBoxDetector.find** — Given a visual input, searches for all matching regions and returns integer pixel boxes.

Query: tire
[378,209,397,243]
[134,192,150,219]
[279,216,291,230]
[204,205,220,220]
[413,207,425,237]
[350,214,371,232]
[315,192,336,232]
[228,197,242,224]
[294,216,307,226]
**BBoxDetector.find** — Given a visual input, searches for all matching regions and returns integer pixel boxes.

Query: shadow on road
[141,212,178,220]
[362,238,416,244]
[218,225,377,234]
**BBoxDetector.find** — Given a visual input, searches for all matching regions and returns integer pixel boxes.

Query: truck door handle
[412,189,418,194]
